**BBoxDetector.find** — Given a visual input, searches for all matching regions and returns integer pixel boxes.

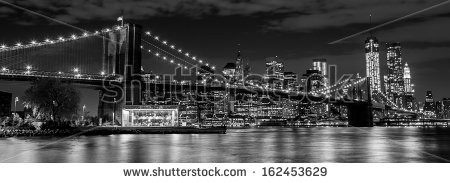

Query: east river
[1,127,450,163]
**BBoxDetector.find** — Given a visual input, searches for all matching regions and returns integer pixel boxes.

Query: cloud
[267,0,449,30]
[2,0,445,23]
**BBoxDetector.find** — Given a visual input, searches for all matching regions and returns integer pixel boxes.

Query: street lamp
[14,97,19,114]
[112,98,117,126]
[25,65,32,74]
[82,105,86,121]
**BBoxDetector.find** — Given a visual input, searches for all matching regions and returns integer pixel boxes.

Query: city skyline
[1,0,449,102]
[2,0,450,166]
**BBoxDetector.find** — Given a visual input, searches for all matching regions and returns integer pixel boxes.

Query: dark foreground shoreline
[0,126,227,138]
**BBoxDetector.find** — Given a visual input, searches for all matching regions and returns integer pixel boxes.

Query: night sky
[1,0,450,114]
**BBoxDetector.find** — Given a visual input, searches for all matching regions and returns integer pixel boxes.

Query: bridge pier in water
[347,102,374,127]
[346,77,374,127]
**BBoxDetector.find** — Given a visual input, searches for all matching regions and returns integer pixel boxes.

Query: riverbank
[0,126,227,138]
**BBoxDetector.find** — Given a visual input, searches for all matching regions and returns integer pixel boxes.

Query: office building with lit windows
[365,36,381,92]
[313,58,328,77]
[423,90,436,117]
[265,56,285,89]
[386,43,404,99]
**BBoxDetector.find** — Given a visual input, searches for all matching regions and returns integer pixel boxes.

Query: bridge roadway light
[0,45,6,49]
[16,43,22,47]
[26,65,32,71]
[1,67,7,72]
[100,71,105,76]
[30,40,37,44]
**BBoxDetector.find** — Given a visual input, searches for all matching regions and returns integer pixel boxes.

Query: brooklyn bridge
[0,20,417,127]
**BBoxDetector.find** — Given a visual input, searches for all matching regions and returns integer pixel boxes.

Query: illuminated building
[283,72,298,91]
[313,58,328,77]
[365,36,381,92]
[302,69,326,92]
[403,63,414,95]
[313,58,328,86]
[265,56,285,79]
[442,98,450,119]
[235,47,245,85]
[121,105,179,127]
[385,43,404,106]
[423,90,436,117]
[265,56,285,89]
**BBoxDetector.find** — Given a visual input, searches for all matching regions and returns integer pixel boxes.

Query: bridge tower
[98,23,143,124]
[347,77,374,127]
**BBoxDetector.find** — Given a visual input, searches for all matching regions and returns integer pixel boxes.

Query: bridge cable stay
[141,39,215,74]
[142,31,214,69]
[0,27,127,75]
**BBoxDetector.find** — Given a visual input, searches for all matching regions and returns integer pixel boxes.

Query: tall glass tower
[365,36,381,92]
[386,42,404,98]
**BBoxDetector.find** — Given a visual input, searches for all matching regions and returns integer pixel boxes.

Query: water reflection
[1,128,450,163]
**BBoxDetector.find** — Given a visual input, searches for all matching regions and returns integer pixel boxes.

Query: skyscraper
[386,43,405,99]
[365,36,381,92]
[313,58,327,77]
[235,46,244,85]
[265,56,285,89]
[423,90,436,116]
[265,56,285,79]
[404,62,414,95]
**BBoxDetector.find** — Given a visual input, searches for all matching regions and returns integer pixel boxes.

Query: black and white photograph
[0,0,450,182]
